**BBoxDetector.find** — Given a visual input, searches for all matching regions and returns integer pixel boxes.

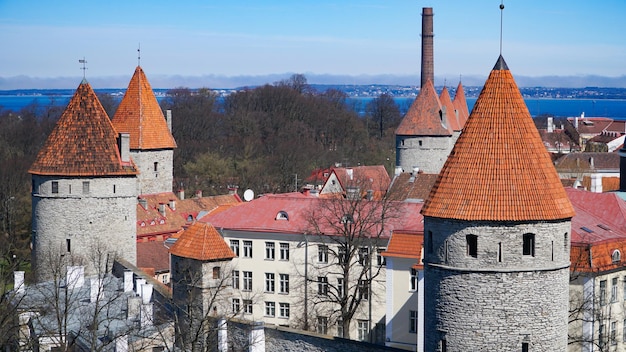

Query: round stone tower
[421,56,575,351]
[29,80,139,280]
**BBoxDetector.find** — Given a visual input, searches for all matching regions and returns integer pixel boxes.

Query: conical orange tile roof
[452,81,469,127]
[422,56,575,221]
[396,80,452,136]
[112,66,177,150]
[29,80,138,176]
[439,86,462,132]
[170,221,235,261]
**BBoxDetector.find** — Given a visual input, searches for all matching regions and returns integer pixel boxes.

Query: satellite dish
[243,189,254,202]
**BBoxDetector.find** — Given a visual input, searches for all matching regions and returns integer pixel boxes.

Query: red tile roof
[137,241,170,273]
[382,232,423,262]
[388,172,438,201]
[452,81,469,127]
[137,192,242,240]
[569,117,626,136]
[112,66,177,150]
[396,80,452,136]
[29,80,138,176]
[326,165,391,194]
[203,193,424,237]
[169,221,235,261]
[439,86,462,132]
[422,56,575,221]
[554,152,620,172]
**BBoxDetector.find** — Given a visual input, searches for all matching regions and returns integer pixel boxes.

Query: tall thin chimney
[421,7,434,88]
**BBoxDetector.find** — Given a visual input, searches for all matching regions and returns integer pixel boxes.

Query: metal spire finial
[137,43,141,66]
[499,1,505,55]
[79,57,88,79]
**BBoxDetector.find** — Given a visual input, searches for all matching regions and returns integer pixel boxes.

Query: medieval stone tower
[29,80,139,279]
[395,7,468,175]
[112,66,177,195]
[421,56,575,351]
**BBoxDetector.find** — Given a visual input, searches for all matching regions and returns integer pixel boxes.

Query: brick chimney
[421,7,434,88]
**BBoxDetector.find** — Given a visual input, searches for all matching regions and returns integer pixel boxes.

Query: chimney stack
[66,266,84,290]
[124,271,134,293]
[14,271,25,294]
[119,133,131,162]
[420,7,434,89]
[166,110,173,132]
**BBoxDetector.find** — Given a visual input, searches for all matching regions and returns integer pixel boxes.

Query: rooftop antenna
[137,43,141,66]
[499,1,505,55]
[79,57,87,79]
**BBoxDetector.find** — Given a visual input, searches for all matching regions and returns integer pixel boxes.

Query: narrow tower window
[466,234,478,258]
[522,342,529,352]
[427,231,433,254]
[52,181,59,194]
[523,233,535,257]
[154,162,158,172]
[82,181,90,194]
[498,242,502,262]
[564,232,568,251]
[66,239,71,253]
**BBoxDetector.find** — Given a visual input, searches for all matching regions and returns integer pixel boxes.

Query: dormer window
[341,214,354,224]
[612,250,621,263]
[276,211,289,221]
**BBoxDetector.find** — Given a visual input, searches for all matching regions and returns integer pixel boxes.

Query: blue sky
[1,0,625,88]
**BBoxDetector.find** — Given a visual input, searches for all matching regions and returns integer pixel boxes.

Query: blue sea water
[1,90,626,119]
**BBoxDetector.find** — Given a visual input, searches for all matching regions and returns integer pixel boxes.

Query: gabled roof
[395,80,452,137]
[387,172,438,202]
[569,117,626,136]
[169,221,235,261]
[554,152,620,172]
[323,165,391,194]
[29,80,138,176]
[203,192,424,237]
[382,232,423,263]
[112,66,177,150]
[452,81,470,127]
[422,56,575,221]
[439,86,462,132]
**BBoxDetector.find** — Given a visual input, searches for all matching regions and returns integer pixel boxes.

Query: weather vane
[79,57,87,79]
[499,1,505,55]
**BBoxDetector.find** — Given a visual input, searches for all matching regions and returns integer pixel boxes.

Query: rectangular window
[243,240,253,258]
[611,321,617,345]
[243,271,252,291]
[279,303,290,318]
[377,248,386,266]
[265,273,275,293]
[212,266,220,279]
[317,316,328,335]
[66,238,71,253]
[522,342,528,352]
[82,181,90,194]
[336,319,344,338]
[318,276,328,295]
[232,298,240,314]
[318,245,328,263]
[265,242,275,260]
[359,280,369,300]
[357,320,369,341]
[523,233,535,257]
[358,247,369,265]
[230,240,240,257]
[409,310,418,333]
[243,299,253,314]
[466,234,478,258]
[52,181,59,194]
[410,268,418,291]
[232,270,240,289]
[265,301,275,317]
[337,278,344,298]
[612,277,618,303]
[279,274,289,294]
[600,280,607,305]
[280,242,289,261]
[338,246,346,265]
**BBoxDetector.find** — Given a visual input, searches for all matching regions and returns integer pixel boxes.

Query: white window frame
[280,242,289,261]
[230,240,240,257]
[265,273,275,293]
[318,245,329,263]
[279,274,289,294]
[243,271,252,291]
[243,240,253,258]
[279,302,290,318]
[265,301,275,317]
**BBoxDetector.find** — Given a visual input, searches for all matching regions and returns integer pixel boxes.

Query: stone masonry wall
[131,149,174,195]
[396,135,455,174]
[32,175,137,279]
[424,217,571,351]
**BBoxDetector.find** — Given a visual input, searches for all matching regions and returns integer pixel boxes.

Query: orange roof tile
[452,81,469,128]
[169,221,235,261]
[382,232,423,260]
[29,80,138,176]
[112,66,177,150]
[395,80,452,136]
[422,56,575,221]
[439,86,462,132]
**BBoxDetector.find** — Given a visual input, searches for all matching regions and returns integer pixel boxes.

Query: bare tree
[304,175,400,341]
